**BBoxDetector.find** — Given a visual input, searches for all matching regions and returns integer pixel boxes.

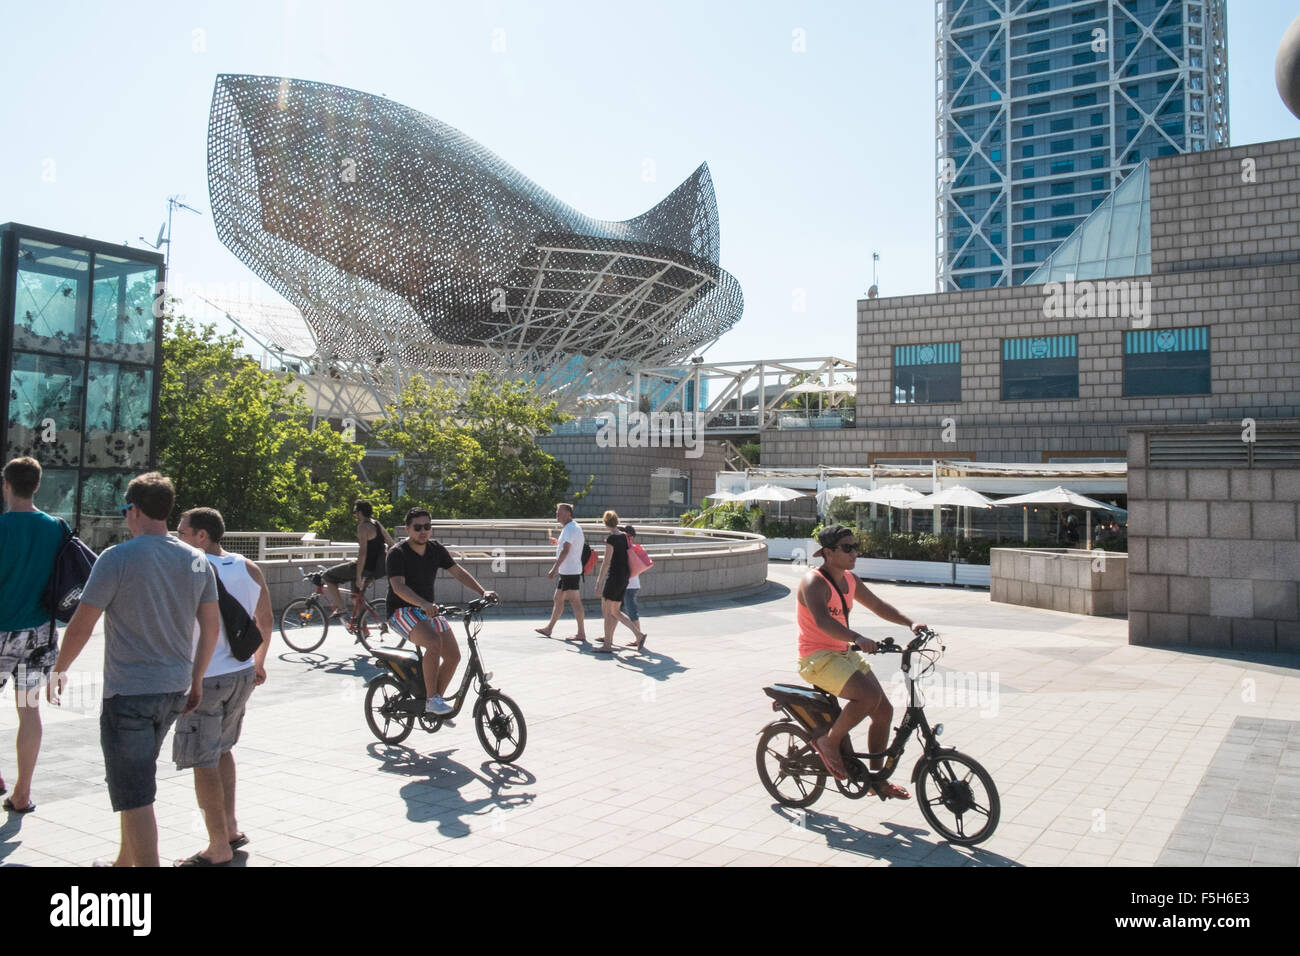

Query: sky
[1,0,1298,366]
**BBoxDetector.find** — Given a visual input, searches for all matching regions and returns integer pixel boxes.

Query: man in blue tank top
[0,457,65,814]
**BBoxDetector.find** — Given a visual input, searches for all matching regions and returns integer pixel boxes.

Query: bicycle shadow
[771,805,1020,866]
[366,743,536,838]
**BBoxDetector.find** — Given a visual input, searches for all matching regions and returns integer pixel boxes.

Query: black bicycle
[363,595,526,763]
[279,565,403,654]
[756,627,1000,846]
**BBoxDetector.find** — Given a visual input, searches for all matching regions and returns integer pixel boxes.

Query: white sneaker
[425,696,453,716]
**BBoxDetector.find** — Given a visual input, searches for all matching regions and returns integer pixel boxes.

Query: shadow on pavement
[772,805,1020,866]
[367,743,536,838]
[0,814,26,864]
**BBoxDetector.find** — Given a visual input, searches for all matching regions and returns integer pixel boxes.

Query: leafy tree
[373,372,574,519]
[157,313,386,535]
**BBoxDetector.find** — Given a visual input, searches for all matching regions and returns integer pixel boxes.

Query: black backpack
[44,519,98,626]
[210,562,264,662]
[580,542,594,574]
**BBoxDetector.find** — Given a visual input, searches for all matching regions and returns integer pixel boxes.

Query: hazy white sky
[1,1,1297,366]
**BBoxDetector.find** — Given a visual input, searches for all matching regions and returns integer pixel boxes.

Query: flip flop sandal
[229,833,249,850]
[809,738,848,781]
[592,644,614,653]
[875,782,912,800]
[175,853,228,867]
[3,798,35,814]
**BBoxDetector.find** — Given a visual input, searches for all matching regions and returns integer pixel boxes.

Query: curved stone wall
[258,521,768,612]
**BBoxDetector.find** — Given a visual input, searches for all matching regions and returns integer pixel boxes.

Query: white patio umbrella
[899,485,996,540]
[847,484,926,535]
[704,490,741,502]
[733,484,807,522]
[816,483,872,514]
[993,486,1121,545]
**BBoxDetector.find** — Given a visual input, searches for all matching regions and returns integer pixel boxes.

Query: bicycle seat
[372,647,420,667]
[763,683,842,731]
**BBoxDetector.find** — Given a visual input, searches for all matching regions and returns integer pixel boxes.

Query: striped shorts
[388,606,450,638]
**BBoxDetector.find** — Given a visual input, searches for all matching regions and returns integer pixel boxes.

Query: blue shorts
[100,691,188,812]
[389,606,450,637]
[621,589,640,621]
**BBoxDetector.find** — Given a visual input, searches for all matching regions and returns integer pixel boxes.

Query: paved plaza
[2,563,1298,867]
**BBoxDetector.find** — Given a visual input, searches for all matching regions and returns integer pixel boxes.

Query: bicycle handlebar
[437,594,500,618]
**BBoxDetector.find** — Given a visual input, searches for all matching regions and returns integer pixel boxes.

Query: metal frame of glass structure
[206,75,743,410]
[0,223,164,548]
[936,0,1228,291]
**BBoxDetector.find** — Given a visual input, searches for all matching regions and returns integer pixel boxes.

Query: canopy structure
[733,484,806,521]
[995,486,1121,545]
[816,483,872,514]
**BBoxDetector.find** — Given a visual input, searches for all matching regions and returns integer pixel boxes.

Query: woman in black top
[592,509,629,653]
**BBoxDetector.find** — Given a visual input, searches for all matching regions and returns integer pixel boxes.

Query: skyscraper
[936,0,1228,291]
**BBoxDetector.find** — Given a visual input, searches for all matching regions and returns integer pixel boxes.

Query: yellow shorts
[797,649,872,697]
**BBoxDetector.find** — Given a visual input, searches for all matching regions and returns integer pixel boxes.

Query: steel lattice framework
[935,0,1228,291]
[206,75,742,405]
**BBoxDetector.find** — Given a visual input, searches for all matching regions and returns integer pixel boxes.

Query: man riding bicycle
[796,525,927,798]
[322,499,394,621]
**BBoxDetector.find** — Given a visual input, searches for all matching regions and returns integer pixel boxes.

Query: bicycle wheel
[355,599,406,651]
[364,675,415,744]
[755,722,827,809]
[914,750,1000,846]
[474,691,527,763]
[280,599,328,652]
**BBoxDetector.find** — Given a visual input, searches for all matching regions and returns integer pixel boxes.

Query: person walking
[172,507,273,866]
[49,472,220,867]
[617,525,647,651]
[591,510,629,654]
[0,457,65,815]
[535,502,587,643]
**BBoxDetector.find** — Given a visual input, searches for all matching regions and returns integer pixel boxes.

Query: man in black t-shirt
[386,508,496,716]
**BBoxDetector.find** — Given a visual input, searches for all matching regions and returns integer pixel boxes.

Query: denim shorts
[172,668,256,770]
[621,589,640,621]
[100,691,188,812]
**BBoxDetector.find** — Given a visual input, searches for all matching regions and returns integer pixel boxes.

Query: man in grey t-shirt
[50,472,219,868]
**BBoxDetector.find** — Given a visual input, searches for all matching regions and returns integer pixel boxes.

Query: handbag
[627,541,653,578]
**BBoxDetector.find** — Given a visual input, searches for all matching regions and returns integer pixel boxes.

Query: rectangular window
[1123,328,1211,396]
[893,343,961,405]
[1027,100,1051,115]
[1073,72,1096,85]
[1051,159,1075,173]
[1051,201,1075,216]
[1027,80,1050,94]
[1074,93,1098,107]
[1002,336,1079,400]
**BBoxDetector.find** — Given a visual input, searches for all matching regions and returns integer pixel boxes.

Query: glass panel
[12,239,89,356]
[1078,207,1111,262]
[79,470,133,551]
[894,364,961,404]
[32,468,77,524]
[1002,336,1078,400]
[85,363,153,469]
[1109,201,1141,259]
[90,255,158,363]
[6,353,85,467]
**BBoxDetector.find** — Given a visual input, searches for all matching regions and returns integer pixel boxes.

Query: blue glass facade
[938,0,1228,290]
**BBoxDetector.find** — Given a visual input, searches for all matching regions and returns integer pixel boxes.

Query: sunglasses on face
[837,542,859,553]
[120,503,133,516]
[410,523,432,531]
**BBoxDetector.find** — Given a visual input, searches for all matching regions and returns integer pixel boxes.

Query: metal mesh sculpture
[206,75,743,402]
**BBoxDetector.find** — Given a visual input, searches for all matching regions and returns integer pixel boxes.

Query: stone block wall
[990,548,1127,616]
[538,435,732,517]
[1127,423,1300,652]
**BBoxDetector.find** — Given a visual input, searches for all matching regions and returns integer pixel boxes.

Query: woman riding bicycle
[796,525,927,796]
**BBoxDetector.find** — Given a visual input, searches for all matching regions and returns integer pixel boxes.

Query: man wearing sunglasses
[796,524,926,796]
[386,508,496,716]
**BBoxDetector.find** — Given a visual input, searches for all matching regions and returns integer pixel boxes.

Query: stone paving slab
[1,563,1298,867]
[1157,716,1300,867]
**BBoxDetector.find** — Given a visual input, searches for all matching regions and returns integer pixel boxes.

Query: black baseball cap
[813,524,856,557]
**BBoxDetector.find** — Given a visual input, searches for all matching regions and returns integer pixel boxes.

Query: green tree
[373,372,574,518]
[157,314,385,533]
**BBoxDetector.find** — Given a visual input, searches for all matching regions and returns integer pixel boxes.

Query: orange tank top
[797,568,855,658]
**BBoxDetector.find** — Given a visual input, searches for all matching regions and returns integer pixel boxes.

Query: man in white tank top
[172,507,273,866]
